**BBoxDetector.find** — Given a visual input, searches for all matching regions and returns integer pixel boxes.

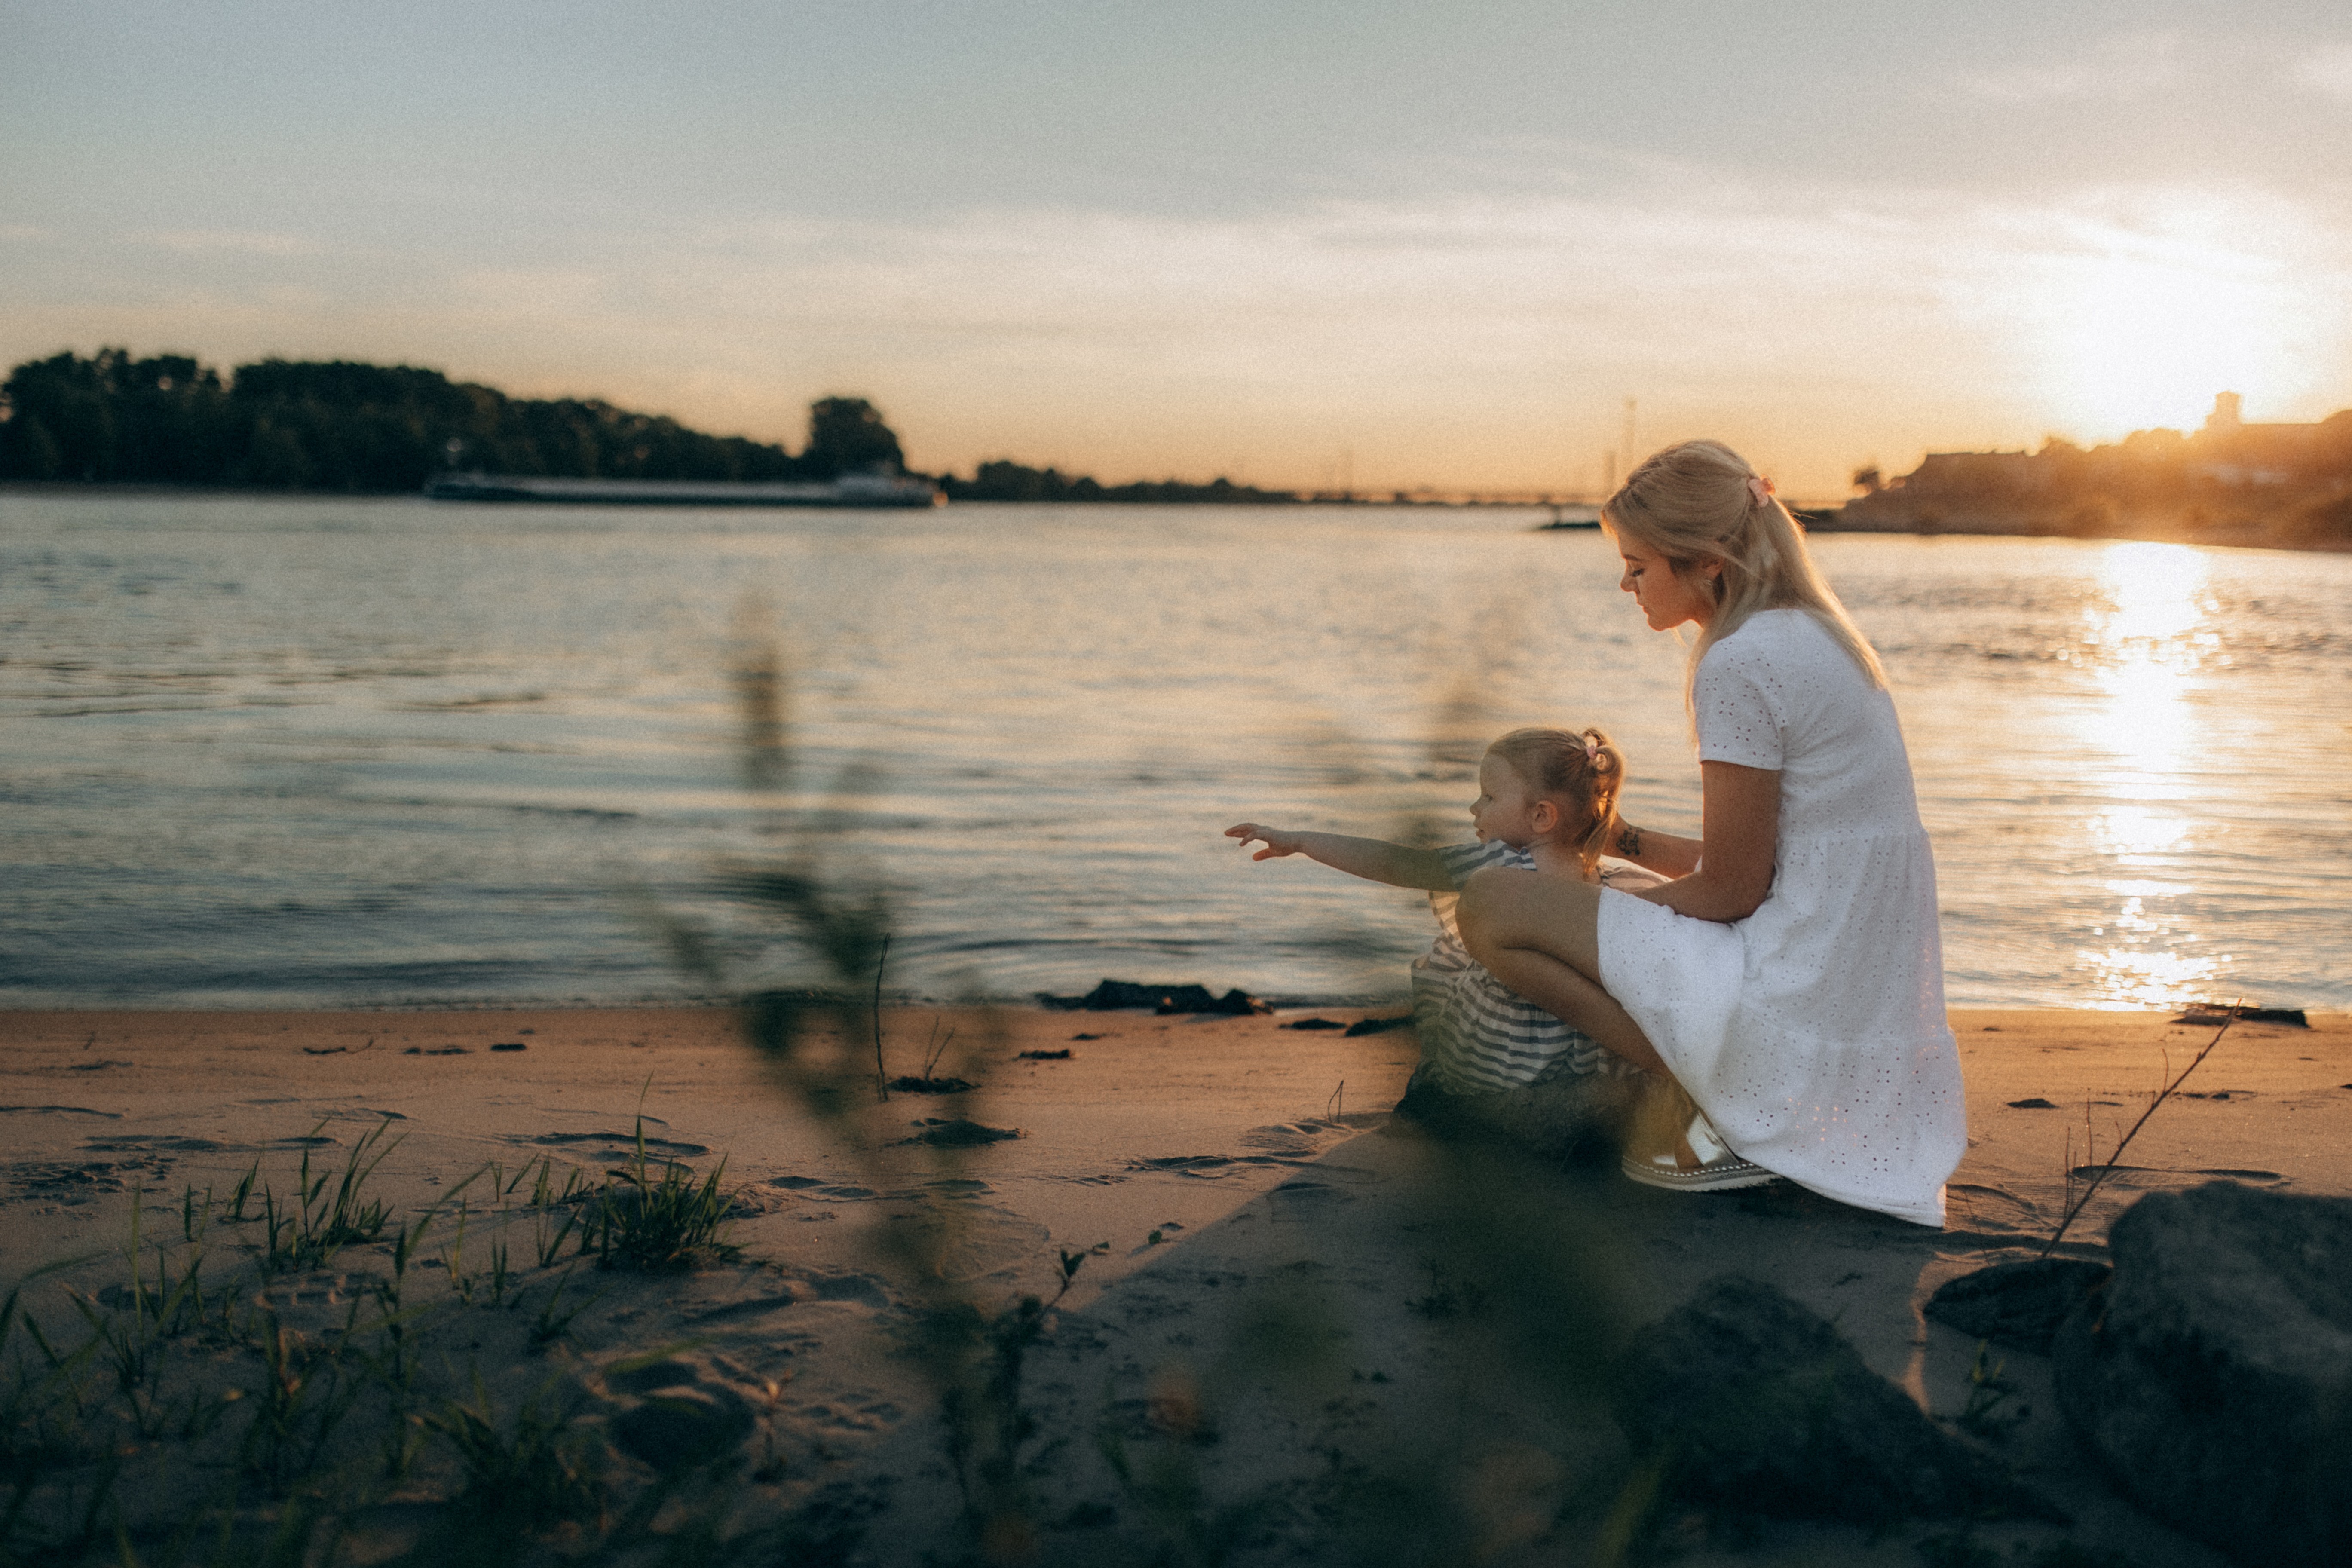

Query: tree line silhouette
[0,349,903,491]
[937,459,1298,505]
[0,347,1302,503]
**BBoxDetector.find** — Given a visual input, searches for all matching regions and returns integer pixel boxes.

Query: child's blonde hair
[1487,726,1626,879]
[1601,439,1886,693]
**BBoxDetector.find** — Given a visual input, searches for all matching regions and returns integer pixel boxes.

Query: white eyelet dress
[1596,609,1967,1226]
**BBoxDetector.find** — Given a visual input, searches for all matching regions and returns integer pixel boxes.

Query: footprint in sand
[83,1134,228,1152]
[2066,1164,2285,1186]
[6,1158,178,1203]
[526,1131,710,1157]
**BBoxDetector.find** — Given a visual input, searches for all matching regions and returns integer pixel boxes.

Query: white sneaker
[1621,1112,1778,1192]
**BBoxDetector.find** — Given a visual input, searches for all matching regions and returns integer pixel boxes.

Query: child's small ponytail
[1572,727,1627,880]
[1487,725,1629,881]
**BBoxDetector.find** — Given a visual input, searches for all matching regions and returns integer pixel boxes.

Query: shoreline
[12,478,2352,545]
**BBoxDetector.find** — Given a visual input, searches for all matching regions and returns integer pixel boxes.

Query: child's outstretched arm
[1224,823,1452,891]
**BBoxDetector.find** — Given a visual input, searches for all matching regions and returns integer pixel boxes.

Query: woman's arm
[1629,761,1779,922]
[1225,824,1454,891]
[1605,821,1703,878]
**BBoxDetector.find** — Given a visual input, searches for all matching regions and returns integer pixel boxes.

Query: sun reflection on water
[2074,542,2220,1006]
[2079,542,2216,776]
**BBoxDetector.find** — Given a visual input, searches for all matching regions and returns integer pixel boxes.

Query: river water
[3,493,2346,1012]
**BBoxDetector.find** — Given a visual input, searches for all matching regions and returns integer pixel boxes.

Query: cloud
[138,229,325,257]
[1950,33,2192,103]
[10,165,2349,494]
[2292,44,2352,99]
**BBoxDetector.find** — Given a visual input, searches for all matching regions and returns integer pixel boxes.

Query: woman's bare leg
[1454,869,1669,1077]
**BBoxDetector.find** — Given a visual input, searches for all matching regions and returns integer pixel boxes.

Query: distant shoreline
[1808,505,2352,555]
[10,480,2351,550]
[0,479,1597,511]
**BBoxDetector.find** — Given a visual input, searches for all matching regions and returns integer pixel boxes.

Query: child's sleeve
[1435,840,1534,888]
[1598,859,1670,894]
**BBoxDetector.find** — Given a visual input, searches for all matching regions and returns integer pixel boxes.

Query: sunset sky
[6,1,2351,495]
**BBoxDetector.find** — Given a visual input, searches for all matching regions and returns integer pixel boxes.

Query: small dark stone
[887,1075,974,1093]
[609,1385,753,1471]
[1017,1049,1073,1060]
[1280,1017,1348,1031]
[2052,1183,2352,1563]
[1924,1258,2110,1351]
[1615,1276,2060,1525]
[1343,1015,1415,1036]
[1035,980,1269,1014]
[2006,1097,2059,1109]
[490,1041,527,1052]
[897,1118,1022,1148]
[2173,1005,2307,1028]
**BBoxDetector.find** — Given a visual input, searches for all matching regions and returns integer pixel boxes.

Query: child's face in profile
[1469,754,1547,847]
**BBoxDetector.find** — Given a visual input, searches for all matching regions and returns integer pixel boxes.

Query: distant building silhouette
[1829,391,2352,546]
[2192,391,2327,487]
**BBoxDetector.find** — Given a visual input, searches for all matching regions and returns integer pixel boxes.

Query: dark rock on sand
[1343,1014,1414,1036]
[2171,1004,2307,1028]
[887,1074,974,1093]
[1035,979,1270,1014]
[609,1382,754,1472]
[1617,1276,2059,1525]
[896,1117,1022,1147]
[1925,1257,2110,1351]
[2052,1183,2352,1563]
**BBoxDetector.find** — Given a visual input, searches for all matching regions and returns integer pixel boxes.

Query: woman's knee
[1457,867,1603,968]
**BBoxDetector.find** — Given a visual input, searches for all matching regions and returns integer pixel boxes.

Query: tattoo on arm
[1614,825,1642,858]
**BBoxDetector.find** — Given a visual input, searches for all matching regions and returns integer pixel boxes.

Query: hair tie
[1746,475,1776,507]
[1582,738,1599,767]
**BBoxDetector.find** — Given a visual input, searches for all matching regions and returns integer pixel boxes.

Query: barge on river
[425,472,943,508]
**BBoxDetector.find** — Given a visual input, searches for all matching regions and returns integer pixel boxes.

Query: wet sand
[4,1003,2343,1564]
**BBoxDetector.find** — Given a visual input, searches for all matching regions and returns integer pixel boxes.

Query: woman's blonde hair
[1488,726,1626,879]
[1601,439,1885,692]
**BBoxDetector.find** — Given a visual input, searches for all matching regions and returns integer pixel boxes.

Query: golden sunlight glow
[2076,542,2219,1006]
[2038,235,2291,437]
[2079,542,2214,779]
[2077,923,2223,1010]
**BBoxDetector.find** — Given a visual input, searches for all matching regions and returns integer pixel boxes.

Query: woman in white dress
[1454,440,1966,1226]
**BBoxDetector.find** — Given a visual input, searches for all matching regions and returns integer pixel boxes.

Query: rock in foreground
[1615,1276,2054,1525]
[1925,1256,2110,1351]
[2053,1182,2352,1563]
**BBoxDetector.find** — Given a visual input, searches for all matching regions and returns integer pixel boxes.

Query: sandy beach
[4,1002,2344,1565]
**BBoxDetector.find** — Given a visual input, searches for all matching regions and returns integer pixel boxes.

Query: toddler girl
[1227,726,1665,1142]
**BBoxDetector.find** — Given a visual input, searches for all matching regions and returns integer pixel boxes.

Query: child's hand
[1225,823,1305,861]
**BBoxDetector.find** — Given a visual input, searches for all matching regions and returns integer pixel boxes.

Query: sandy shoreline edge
[4,1003,2344,1564]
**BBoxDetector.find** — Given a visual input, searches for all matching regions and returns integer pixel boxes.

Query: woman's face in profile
[1608,527,1718,632]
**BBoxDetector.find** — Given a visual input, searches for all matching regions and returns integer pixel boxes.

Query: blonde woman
[1455,440,1965,1225]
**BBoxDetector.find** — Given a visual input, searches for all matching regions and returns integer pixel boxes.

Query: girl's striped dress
[1410,842,1663,1094]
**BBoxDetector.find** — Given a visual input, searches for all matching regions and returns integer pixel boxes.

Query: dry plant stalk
[2040,1008,2238,1257]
